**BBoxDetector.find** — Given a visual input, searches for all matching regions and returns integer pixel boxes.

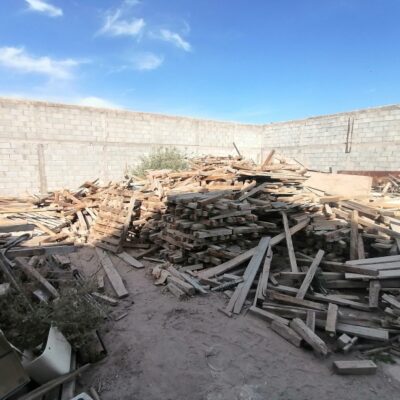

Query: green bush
[128,147,188,177]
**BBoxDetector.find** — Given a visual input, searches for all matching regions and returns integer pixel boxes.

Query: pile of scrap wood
[3,151,400,376]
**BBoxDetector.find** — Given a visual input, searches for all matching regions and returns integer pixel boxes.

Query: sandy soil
[72,248,400,400]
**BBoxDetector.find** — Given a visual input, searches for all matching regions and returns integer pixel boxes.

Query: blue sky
[0,0,399,123]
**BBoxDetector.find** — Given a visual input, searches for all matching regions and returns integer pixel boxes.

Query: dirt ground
[72,248,400,400]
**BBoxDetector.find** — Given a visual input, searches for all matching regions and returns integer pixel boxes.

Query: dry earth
[71,248,400,400]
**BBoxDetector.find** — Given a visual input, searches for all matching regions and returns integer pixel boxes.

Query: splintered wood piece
[350,210,359,260]
[325,303,338,334]
[95,248,128,299]
[306,310,316,332]
[369,280,381,308]
[228,237,270,314]
[282,212,298,273]
[333,360,377,375]
[345,255,400,266]
[15,257,59,298]
[296,250,324,299]
[116,251,144,269]
[271,321,302,347]
[290,318,329,356]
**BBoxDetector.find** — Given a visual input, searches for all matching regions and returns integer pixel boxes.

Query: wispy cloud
[98,8,145,38]
[132,52,164,71]
[0,47,81,79]
[77,96,121,109]
[25,0,63,17]
[157,29,192,52]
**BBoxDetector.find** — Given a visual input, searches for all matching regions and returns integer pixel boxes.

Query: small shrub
[128,147,188,177]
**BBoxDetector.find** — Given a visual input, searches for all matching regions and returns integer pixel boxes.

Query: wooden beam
[261,149,275,170]
[333,360,377,375]
[199,219,309,279]
[350,210,359,260]
[325,303,338,335]
[296,250,324,299]
[290,318,329,356]
[95,248,128,299]
[271,321,302,347]
[15,257,59,298]
[369,280,381,308]
[281,212,298,273]
[116,251,144,269]
[227,237,270,314]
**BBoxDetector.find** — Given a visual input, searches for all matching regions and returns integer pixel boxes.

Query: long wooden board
[96,248,128,298]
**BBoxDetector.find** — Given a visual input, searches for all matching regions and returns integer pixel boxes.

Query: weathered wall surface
[262,105,400,172]
[0,98,399,196]
[0,98,262,195]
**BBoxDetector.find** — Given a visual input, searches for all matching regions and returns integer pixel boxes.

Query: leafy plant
[0,284,104,351]
[128,147,188,177]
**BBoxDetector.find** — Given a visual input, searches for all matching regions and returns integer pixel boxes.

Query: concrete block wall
[262,105,400,172]
[0,98,263,195]
[0,98,399,196]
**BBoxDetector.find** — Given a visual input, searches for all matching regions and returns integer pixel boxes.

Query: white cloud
[0,47,80,79]
[158,29,192,51]
[25,0,63,17]
[132,53,163,71]
[77,97,121,109]
[99,9,145,38]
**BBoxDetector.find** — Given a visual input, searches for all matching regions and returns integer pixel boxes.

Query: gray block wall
[0,98,399,196]
[0,98,262,195]
[262,105,400,172]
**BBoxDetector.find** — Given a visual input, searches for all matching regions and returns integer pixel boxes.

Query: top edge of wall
[265,104,400,126]
[0,96,262,128]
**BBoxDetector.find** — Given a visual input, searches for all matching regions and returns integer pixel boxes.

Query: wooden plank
[350,210,359,260]
[316,320,389,341]
[238,182,269,201]
[261,149,275,170]
[15,257,59,298]
[290,318,329,356]
[91,292,118,306]
[228,237,270,314]
[304,172,372,197]
[296,250,324,299]
[199,219,309,279]
[116,251,144,269]
[18,364,91,400]
[306,310,316,332]
[369,280,381,308]
[382,293,400,310]
[260,246,273,298]
[282,212,298,273]
[95,248,128,299]
[333,360,377,375]
[358,216,400,239]
[269,291,327,311]
[270,321,302,347]
[167,275,195,296]
[357,233,365,259]
[325,303,338,334]
[346,255,400,266]
[248,305,289,325]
